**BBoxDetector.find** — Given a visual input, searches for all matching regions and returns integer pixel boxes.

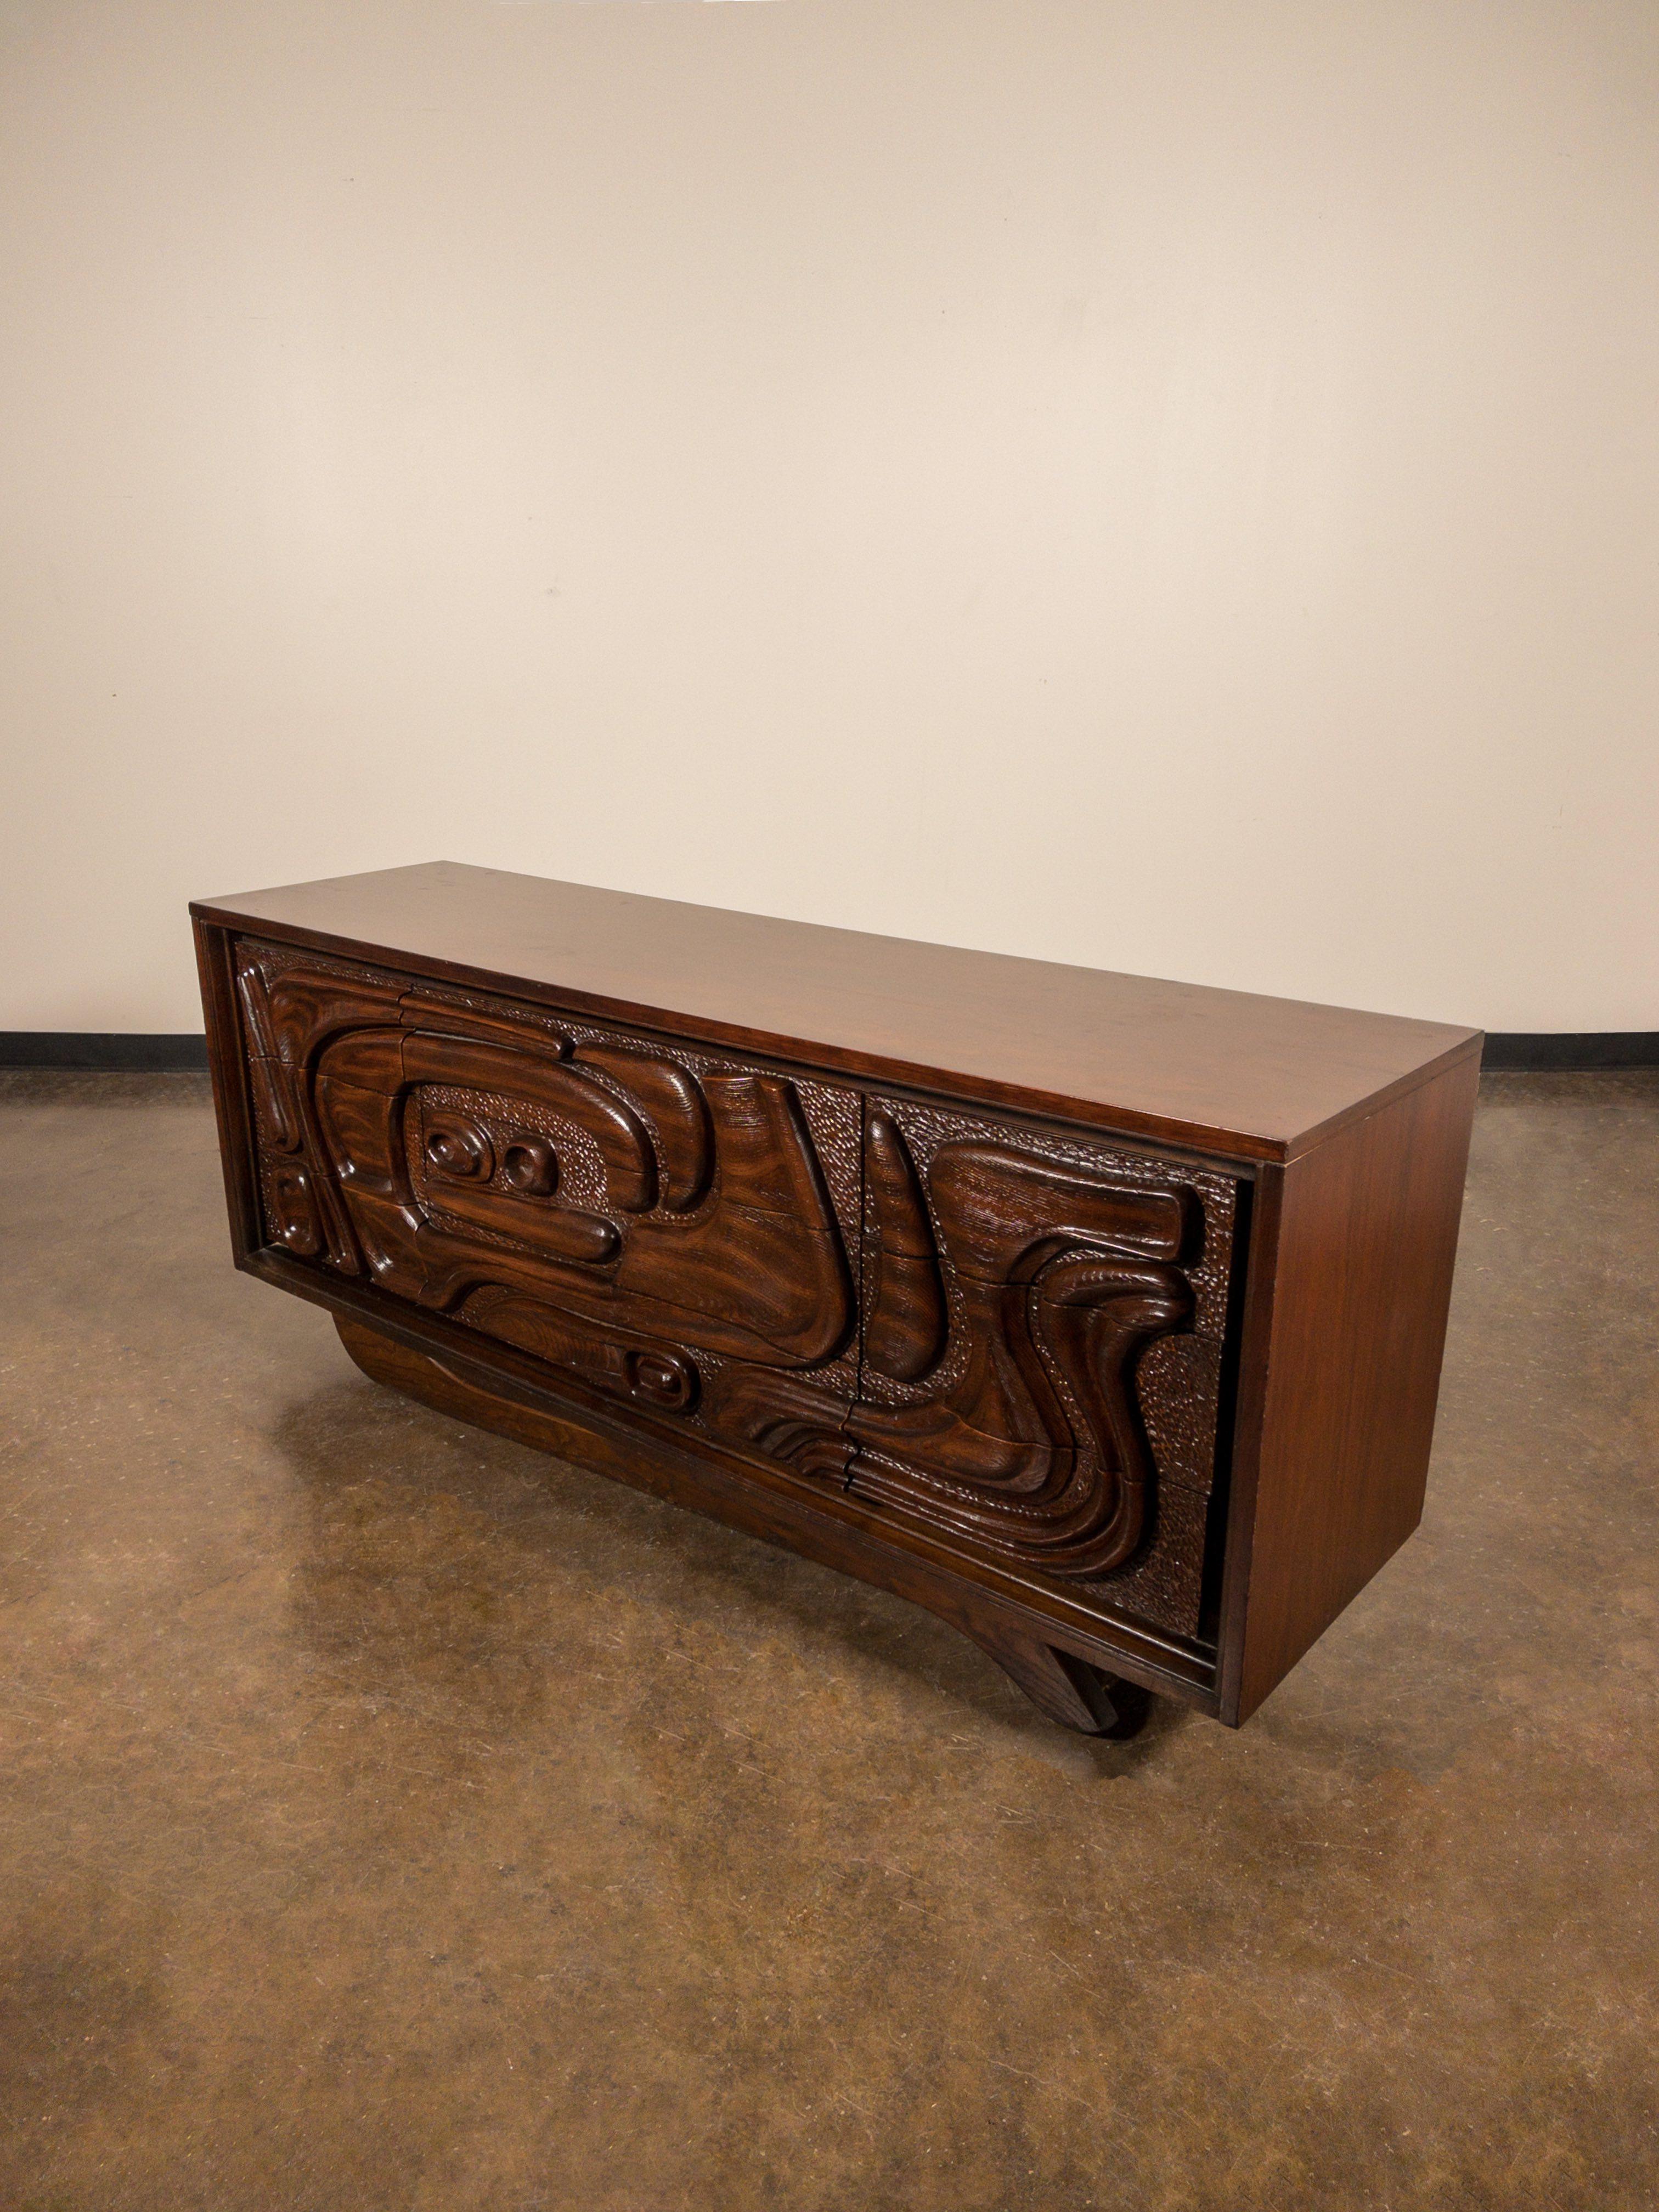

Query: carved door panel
[847,1096,1243,1640]
[233,940,864,1468]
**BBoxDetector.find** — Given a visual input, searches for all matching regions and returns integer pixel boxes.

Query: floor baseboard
[1482,1033,1659,1072]
[1,1031,1654,1076]
[0,1034,211,1071]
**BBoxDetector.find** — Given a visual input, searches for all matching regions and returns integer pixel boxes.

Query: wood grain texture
[861,1113,948,1384]
[1218,1050,1482,1723]
[191,862,1480,1163]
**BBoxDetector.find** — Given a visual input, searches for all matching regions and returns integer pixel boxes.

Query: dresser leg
[959,1618,1152,1739]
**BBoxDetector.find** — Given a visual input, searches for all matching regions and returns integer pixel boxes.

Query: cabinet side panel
[193,918,263,1262]
[1227,1050,1480,1722]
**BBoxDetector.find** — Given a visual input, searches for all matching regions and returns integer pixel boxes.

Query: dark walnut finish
[193,864,1480,1736]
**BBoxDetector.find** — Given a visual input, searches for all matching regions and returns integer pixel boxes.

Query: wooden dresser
[192,863,1480,1738]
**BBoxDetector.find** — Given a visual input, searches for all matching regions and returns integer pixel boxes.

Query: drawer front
[230,938,1244,1646]
[232,938,864,1468]
[847,1094,1241,1641]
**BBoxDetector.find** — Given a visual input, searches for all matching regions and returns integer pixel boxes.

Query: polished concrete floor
[0,1069,1654,2210]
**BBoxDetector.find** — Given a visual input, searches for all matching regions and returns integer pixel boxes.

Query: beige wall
[2,0,1655,1034]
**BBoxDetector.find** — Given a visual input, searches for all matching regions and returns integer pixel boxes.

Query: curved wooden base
[333,1315,1156,1740]
[956,1618,1152,1739]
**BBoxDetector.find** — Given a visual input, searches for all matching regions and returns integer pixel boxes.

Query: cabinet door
[847,1094,1245,1641]
[232,939,862,1468]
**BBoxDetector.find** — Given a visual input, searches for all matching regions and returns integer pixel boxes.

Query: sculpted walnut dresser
[193,862,1481,1739]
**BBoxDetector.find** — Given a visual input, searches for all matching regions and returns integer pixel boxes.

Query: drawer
[233,935,864,1452]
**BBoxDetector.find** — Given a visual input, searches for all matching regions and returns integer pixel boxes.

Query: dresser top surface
[193,862,1481,1161]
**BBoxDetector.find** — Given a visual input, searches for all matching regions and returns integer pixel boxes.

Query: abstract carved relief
[853,1101,1236,1619]
[235,940,1238,1638]
[725,1095,1239,1626]
[236,942,858,1431]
